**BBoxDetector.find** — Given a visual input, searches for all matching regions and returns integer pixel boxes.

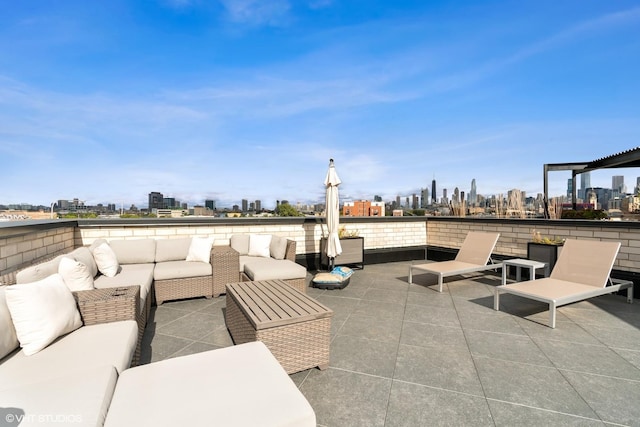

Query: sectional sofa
[0,236,316,426]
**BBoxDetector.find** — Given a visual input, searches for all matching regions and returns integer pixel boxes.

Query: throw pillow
[270,236,288,260]
[312,272,343,284]
[0,287,19,359]
[5,274,82,356]
[186,237,214,263]
[92,242,120,277]
[249,234,272,258]
[230,235,250,255]
[58,257,95,291]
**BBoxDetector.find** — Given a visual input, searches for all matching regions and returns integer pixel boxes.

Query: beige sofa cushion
[93,243,120,277]
[58,257,95,291]
[109,239,157,265]
[0,365,117,427]
[244,259,307,281]
[67,246,99,278]
[153,261,212,281]
[0,320,137,390]
[104,342,316,427]
[0,287,19,360]
[155,238,192,262]
[94,264,154,312]
[6,274,82,356]
[270,236,288,260]
[230,235,250,256]
[15,255,64,284]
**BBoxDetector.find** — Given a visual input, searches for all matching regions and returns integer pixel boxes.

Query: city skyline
[1,2,640,208]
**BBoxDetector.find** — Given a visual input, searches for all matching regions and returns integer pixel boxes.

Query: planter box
[320,237,364,269]
[527,242,562,274]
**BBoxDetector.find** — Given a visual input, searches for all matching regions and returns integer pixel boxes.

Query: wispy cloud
[218,0,291,26]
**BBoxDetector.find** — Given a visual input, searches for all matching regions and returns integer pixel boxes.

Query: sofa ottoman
[104,342,316,427]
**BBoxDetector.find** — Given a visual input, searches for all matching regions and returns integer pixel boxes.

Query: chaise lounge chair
[408,231,501,292]
[494,239,634,328]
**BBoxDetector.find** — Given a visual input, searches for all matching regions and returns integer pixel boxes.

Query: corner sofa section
[216,234,308,295]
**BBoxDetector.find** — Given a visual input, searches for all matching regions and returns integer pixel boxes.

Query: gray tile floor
[140,262,640,426]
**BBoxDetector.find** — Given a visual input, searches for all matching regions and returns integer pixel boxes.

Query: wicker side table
[225,280,332,374]
[74,286,139,326]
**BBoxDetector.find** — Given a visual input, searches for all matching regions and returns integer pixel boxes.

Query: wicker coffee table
[225,279,333,374]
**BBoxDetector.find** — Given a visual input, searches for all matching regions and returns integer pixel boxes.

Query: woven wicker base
[225,282,331,374]
[155,276,213,305]
[239,272,307,294]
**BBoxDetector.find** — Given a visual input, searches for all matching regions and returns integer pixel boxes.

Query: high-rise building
[255,200,261,211]
[579,172,591,200]
[373,195,382,202]
[420,188,429,208]
[148,192,163,210]
[396,195,401,207]
[241,199,248,212]
[469,179,477,206]
[163,197,176,209]
[612,175,625,194]
[412,194,419,210]
[431,179,436,204]
[567,178,573,201]
[205,199,216,211]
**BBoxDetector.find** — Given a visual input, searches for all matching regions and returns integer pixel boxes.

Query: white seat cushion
[0,365,117,427]
[153,261,212,281]
[0,320,137,390]
[104,342,315,427]
[244,259,307,281]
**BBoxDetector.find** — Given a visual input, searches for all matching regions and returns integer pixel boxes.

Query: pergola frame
[543,147,640,218]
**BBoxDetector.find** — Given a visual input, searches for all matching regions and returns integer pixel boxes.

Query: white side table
[501,258,549,285]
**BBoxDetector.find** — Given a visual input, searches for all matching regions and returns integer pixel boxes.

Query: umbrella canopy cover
[324,159,342,261]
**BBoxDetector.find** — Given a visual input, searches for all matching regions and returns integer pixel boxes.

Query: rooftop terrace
[141,261,640,427]
[2,217,640,426]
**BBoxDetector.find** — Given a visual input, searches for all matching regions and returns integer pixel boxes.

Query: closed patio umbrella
[324,158,342,270]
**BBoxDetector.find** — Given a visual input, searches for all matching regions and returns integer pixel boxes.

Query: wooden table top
[226,280,333,330]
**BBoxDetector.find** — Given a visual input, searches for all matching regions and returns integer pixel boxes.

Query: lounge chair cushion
[230,235,250,255]
[0,365,117,427]
[0,320,138,389]
[104,342,316,427]
[186,237,214,264]
[244,258,306,281]
[270,236,288,260]
[109,239,156,265]
[155,238,192,262]
[0,287,19,360]
[153,261,212,281]
[92,243,120,277]
[58,257,95,291]
[249,234,272,258]
[5,274,82,356]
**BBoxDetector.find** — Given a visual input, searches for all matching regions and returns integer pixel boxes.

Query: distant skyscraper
[431,179,436,204]
[148,192,163,210]
[469,179,477,206]
[241,199,248,212]
[420,188,429,208]
[567,178,573,201]
[205,199,216,210]
[396,195,401,207]
[255,200,261,211]
[612,175,625,194]
[412,194,419,209]
[373,195,382,202]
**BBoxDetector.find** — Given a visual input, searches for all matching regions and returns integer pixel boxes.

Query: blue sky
[1,0,640,209]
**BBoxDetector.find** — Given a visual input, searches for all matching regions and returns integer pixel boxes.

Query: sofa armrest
[73,286,140,326]
[285,239,297,262]
[211,246,240,297]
